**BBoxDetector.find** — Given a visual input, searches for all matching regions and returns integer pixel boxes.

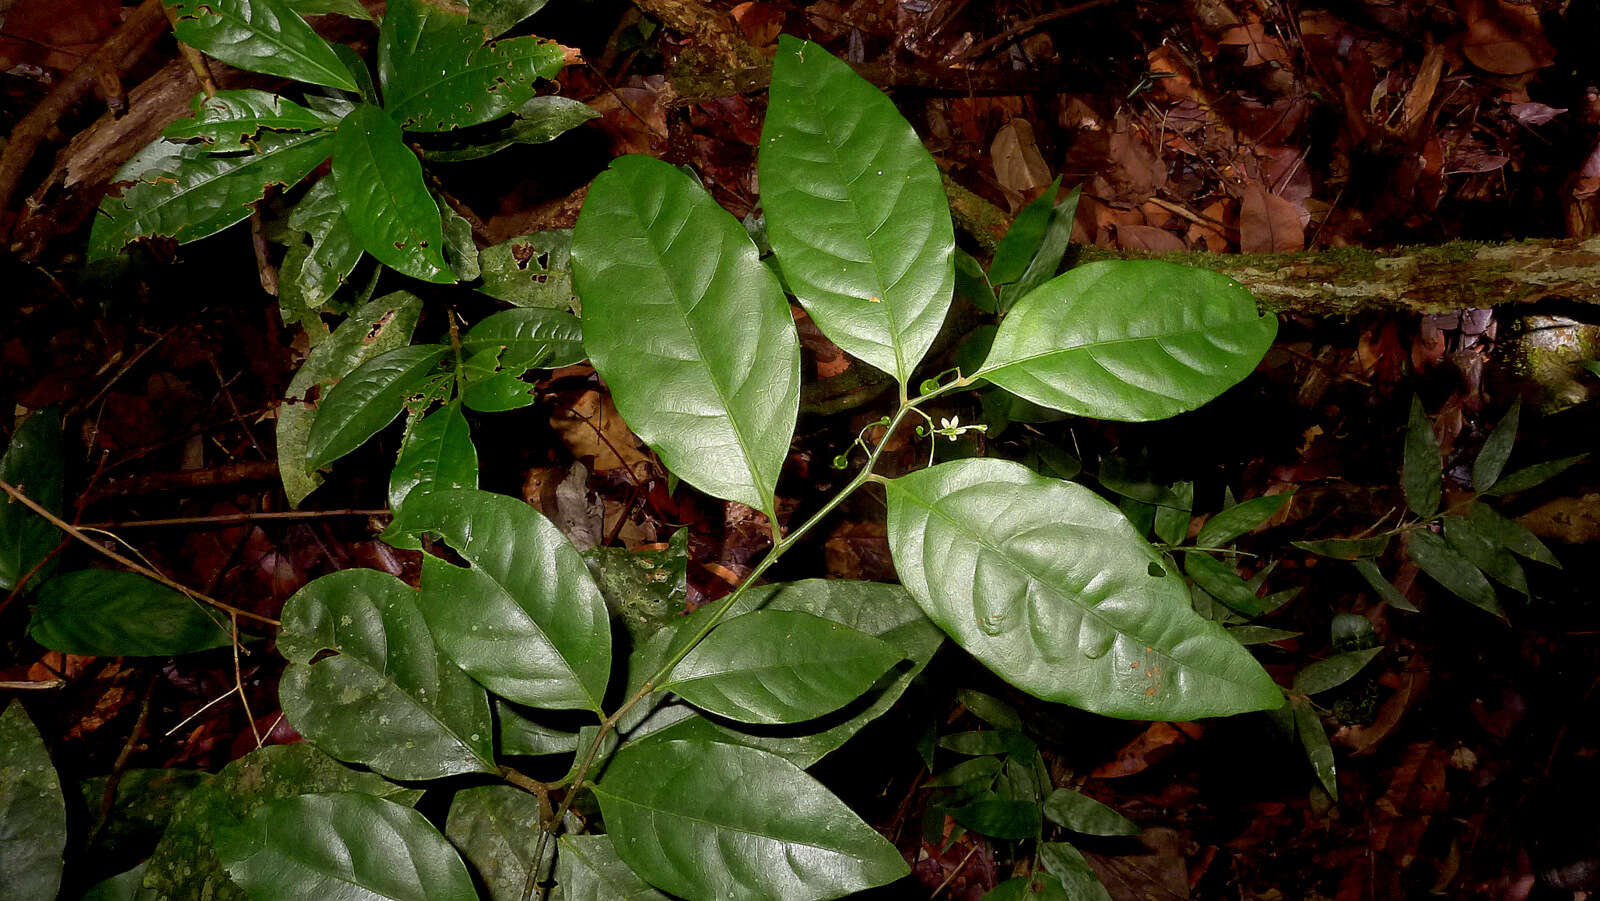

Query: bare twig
[957,0,1120,60]
[81,509,390,530]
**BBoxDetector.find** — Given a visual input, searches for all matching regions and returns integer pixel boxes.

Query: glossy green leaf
[760,36,955,388]
[438,197,481,280]
[79,768,207,869]
[1184,552,1273,618]
[163,89,327,146]
[333,104,455,283]
[940,729,1031,757]
[1196,493,1292,547]
[1351,558,1419,612]
[305,344,451,469]
[89,131,333,260]
[445,785,553,901]
[1292,697,1337,799]
[29,570,231,655]
[628,580,943,767]
[1292,647,1382,695]
[82,863,152,901]
[426,95,598,162]
[399,489,611,712]
[496,703,580,756]
[571,154,799,522]
[979,261,1278,421]
[1481,455,1584,497]
[1037,842,1111,901]
[478,230,576,309]
[469,0,552,34]
[927,756,1003,789]
[165,0,359,91]
[958,689,1024,731]
[279,178,365,320]
[1408,529,1502,617]
[1292,534,1390,560]
[462,307,585,371]
[990,179,1062,285]
[1042,788,1139,836]
[0,408,62,592]
[216,792,476,901]
[285,0,372,18]
[144,744,420,901]
[278,293,422,505]
[662,610,904,725]
[955,249,996,313]
[950,793,1040,840]
[1443,514,1528,594]
[379,0,566,132]
[1152,481,1194,546]
[995,187,1080,315]
[885,458,1283,719]
[1465,504,1559,567]
[388,402,479,516]
[1402,395,1441,517]
[1227,625,1302,645]
[593,738,909,899]
[1473,399,1520,491]
[0,702,65,901]
[556,833,667,900]
[278,569,495,780]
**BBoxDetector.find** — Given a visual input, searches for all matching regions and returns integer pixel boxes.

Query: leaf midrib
[116,132,332,239]
[181,2,353,91]
[975,318,1261,381]
[341,110,444,273]
[388,40,557,123]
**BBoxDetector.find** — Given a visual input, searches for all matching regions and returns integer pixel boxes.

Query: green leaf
[89,131,333,260]
[468,0,552,34]
[592,738,909,899]
[438,196,481,280]
[163,89,328,146]
[444,785,552,901]
[556,834,667,901]
[216,792,476,901]
[989,179,1062,285]
[379,0,567,132]
[1407,529,1503,617]
[628,579,944,768]
[662,610,904,725]
[955,248,995,313]
[0,702,65,901]
[477,230,576,309]
[165,0,359,91]
[462,307,585,371]
[279,178,365,319]
[885,458,1283,719]
[0,408,62,592]
[951,793,1041,840]
[1037,842,1111,901]
[927,756,1003,789]
[278,292,422,506]
[333,104,455,283]
[1292,697,1337,799]
[388,402,479,516]
[582,529,689,647]
[1402,395,1441,518]
[1041,788,1139,836]
[1443,513,1528,594]
[958,689,1024,731]
[571,154,799,523]
[78,768,207,868]
[1481,455,1584,497]
[29,570,231,655]
[399,489,611,712]
[426,95,598,162]
[1292,647,1382,695]
[82,863,152,901]
[1183,552,1274,618]
[979,261,1278,421]
[1351,558,1419,612]
[1152,481,1193,546]
[143,743,420,901]
[759,36,955,388]
[278,569,495,780]
[940,729,1032,757]
[305,343,451,469]
[1473,399,1520,491]
[1292,534,1390,560]
[1226,625,1302,645]
[995,187,1081,315]
[1196,493,1291,547]
[496,703,580,756]
[1464,504,1558,567]
[284,0,373,18]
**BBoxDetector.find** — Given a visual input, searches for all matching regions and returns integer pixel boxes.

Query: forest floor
[4,0,1600,898]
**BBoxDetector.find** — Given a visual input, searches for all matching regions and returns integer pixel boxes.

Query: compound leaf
[1196,492,1291,547]
[399,489,611,713]
[571,155,799,523]
[1465,504,1558,567]
[332,104,454,283]
[305,343,452,470]
[29,570,231,656]
[278,569,495,780]
[978,261,1277,421]
[165,0,359,91]
[1443,513,1528,594]
[884,458,1283,719]
[1041,789,1139,837]
[592,738,909,899]
[0,701,65,901]
[760,36,954,388]
[215,792,476,901]
[89,131,333,260]
[1482,455,1584,497]
[0,408,62,592]
[380,0,566,132]
[1408,529,1502,617]
[662,610,904,725]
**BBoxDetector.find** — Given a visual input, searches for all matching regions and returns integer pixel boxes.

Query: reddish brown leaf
[1239,183,1304,252]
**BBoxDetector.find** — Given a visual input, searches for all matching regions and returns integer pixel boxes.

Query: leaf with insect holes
[332,105,454,283]
[166,0,360,91]
[305,344,452,470]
